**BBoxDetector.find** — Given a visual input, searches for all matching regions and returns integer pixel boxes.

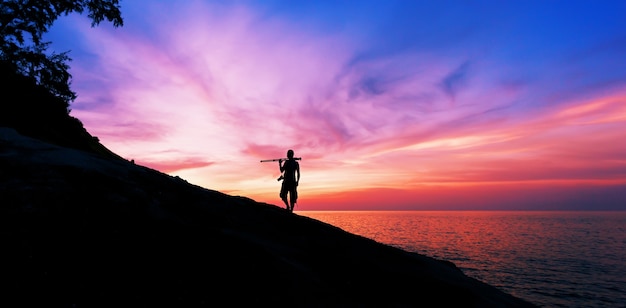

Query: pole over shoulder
[260,157,302,162]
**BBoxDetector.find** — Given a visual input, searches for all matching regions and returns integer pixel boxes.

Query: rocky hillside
[0,127,536,307]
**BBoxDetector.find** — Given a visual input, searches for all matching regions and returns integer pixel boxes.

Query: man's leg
[289,188,297,212]
[280,185,289,210]
[281,195,289,210]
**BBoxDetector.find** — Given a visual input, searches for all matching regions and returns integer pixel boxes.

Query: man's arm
[279,159,285,172]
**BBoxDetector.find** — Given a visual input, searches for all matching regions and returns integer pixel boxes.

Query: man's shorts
[280,181,298,203]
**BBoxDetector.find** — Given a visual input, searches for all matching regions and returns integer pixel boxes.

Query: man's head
[287,149,294,159]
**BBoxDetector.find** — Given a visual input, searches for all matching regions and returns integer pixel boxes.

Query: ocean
[297,211,626,308]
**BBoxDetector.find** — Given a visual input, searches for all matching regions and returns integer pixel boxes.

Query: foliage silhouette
[0,0,124,105]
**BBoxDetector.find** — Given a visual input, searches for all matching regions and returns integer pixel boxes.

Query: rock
[0,128,536,307]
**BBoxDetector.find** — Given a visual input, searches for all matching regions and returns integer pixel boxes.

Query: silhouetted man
[279,149,300,212]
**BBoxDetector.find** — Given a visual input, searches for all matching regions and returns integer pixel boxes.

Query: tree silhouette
[0,0,124,107]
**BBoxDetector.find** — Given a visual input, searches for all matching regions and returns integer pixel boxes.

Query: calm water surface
[298,211,626,308]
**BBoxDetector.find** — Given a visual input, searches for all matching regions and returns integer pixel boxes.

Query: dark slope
[0,128,536,307]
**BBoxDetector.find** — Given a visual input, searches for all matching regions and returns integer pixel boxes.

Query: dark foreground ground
[0,127,537,307]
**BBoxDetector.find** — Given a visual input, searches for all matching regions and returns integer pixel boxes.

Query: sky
[45,0,626,210]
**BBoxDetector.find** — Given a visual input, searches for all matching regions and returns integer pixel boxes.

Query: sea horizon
[297,209,626,212]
